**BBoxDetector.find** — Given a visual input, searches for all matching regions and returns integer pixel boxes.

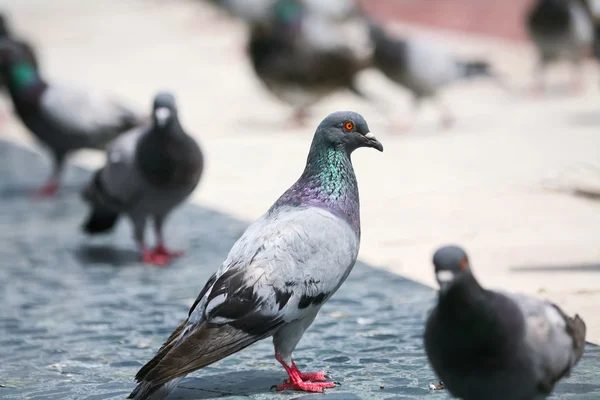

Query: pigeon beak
[364,132,383,152]
[155,107,171,127]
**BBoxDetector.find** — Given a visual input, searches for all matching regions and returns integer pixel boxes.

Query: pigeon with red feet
[81,91,203,266]
[0,40,142,197]
[424,245,587,400]
[127,111,383,399]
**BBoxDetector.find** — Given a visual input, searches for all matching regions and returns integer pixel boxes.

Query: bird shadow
[73,244,141,267]
[569,110,600,127]
[171,370,284,399]
[510,263,600,273]
[0,183,84,200]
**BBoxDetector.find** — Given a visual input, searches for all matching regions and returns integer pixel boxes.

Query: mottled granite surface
[1,140,599,400]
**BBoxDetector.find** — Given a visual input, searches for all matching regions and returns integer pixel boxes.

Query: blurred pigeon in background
[0,41,142,197]
[370,23,495,131]
[247,0,373,124]
[128,111,382,399]
[424,245,586,400]
[81,92,203,266]
[526,0,594,93]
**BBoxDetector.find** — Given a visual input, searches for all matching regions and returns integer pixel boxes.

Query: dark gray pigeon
[424,245,586,400]
[526,0,594,93]
[247,0,372,124]
[369,23,495,130]
[81,92,203,266]
[0,40,142,197]
[128,111,382,399]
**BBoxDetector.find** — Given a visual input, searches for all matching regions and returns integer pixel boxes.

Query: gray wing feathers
[509,293,586,388]
[40,84,141,148]
[86,126,146,210]
[193,206,360,325]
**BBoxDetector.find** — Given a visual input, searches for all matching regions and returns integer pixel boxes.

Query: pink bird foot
[274,353,338,393]
[155,244,184,258]
[298,371,328,382]
[34,181,59,199]
[274,379,337,392]
[141,249,171,266]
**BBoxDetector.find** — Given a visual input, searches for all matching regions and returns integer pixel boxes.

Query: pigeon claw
[275,379,336,393]
[141,249,176,266]
[155,244,184,258]
[298,371,328,382]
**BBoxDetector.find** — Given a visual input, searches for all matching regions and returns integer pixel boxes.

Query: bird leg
[291,108,309,126]
[570,62,584,94]
[437,100,455,130]
[134,217,170,266]
[151,216,184,263]
[273,352,336,392]
[34,155,64,198]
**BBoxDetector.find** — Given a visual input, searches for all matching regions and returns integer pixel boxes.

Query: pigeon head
[315,111,383,153]
[152,91,178,128]
[432,245,472,292]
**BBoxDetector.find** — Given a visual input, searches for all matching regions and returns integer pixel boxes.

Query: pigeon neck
[275,137,361,234]
[7,61,45,99]
[137,120,192,186]
[439,275,491,324]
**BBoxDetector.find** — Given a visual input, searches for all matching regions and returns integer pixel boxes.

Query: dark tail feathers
[82,207,119,234]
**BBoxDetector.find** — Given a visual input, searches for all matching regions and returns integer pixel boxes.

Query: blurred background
[1,0,599,344]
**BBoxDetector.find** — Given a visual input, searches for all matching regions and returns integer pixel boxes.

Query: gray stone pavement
[1,141,599,400]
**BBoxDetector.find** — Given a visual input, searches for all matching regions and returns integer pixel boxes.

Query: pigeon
[128,111,382,399]
[81,92,203,266]
[0,41,142,197]
[424,245,587,400]
[369,23,496,130]
[247,0,372,124]
[526,0,594,93]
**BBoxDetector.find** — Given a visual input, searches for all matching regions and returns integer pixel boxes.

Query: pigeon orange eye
[344,121,354,131]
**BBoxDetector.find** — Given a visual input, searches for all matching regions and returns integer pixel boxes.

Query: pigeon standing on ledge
[526,0,594,93]
[128,111,382,399]
[369,23,496,131]
[81,92,203,266]
[0,41,142,197]
[424,245,586,400]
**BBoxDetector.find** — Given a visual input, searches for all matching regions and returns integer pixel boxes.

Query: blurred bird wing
[300,13,373,62]
[508,293,586,390]
[404,38,462,87]
[40,84,141,148]
[96,126,147,208]
[136,207,359,385]
[569,1,594,43]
